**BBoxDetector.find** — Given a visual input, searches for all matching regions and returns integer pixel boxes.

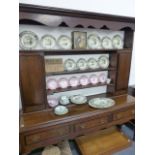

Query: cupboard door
[20,52,47,112]
[116,51,131,91]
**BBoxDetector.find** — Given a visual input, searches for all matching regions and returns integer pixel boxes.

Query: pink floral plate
[69,76,79,87]
[79,75,89,86]
[89,74,99,85]
[98,73,107,83]
[46,78,58,90]
[48,97,59,107]
[58,78,69,89]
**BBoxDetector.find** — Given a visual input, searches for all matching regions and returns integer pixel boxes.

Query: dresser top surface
[20,94,134,132]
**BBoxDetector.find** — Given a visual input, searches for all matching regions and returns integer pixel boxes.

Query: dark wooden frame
[19,3,135,155]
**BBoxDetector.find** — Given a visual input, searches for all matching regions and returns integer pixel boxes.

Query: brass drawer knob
[80,125,85,129]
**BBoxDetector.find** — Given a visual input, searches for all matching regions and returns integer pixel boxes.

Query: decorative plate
[77,58,88,70]
[64,59,76,71]
[19,31,38,49]
[88,98,115,109]
[57,35,72,49]
[98,56,109,69]
[70,95,87,104]
[54,106,69,115]
[58,78,69,89]
[88,58,99,69]
[48,97,59,108]
[59,96,70,105]
[101,37,113,49]
[40,35,56,49]
[46,78,58,90]
[69,76,79,87]
[89,74,99,85]
[98,73,107,83]
[112,35,123,49]
[79,75,89,86]
[87,34,101,49]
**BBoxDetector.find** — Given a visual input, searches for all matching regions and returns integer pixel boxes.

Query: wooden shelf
[47,83,114,94]
[46,67,116,76]
[19,49,127,55]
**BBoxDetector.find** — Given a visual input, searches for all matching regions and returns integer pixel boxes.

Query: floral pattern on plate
[48,97,59,107]
[46,78,58,90]
[89,74,99,85]
[98,73,107,83]
[64,59,77,71]
[88,58,99,69]
[40,35,56,49]
[88,98,115,109]
[77,58,88,70]
[98,56,109,69]
[87,34,101,49]
[79,75,89,86]
[58,78,69,89]
[70,95,87,104]
[57,35,72,49]
[101,37,113,49]
[69,76,79,87]
[19,31,38,50]
[112,35,123,49]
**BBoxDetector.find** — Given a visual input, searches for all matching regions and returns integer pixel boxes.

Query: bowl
[54,106,69,115]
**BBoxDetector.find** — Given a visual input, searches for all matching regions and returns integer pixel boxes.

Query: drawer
[113,108,135,120]
[25,125,70,145]
[75,116,108,131]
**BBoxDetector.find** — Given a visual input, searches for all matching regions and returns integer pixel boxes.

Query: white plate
[88,58,99,69]
[87,34,101,49]
[19,31,38,49]
[64,59,76,71]
[54,106,69,115]
[112,35,123,49]
[70,95,87,104]
[88,98,115,109]
[57,35,72,49]
[101,37,113,49]
[40,35,56,49]
[98,56,109,69]
[77,58,88,70]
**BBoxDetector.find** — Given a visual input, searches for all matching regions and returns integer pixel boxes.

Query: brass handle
[80,125,85,129]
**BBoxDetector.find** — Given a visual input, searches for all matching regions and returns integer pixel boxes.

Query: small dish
[88,98,115,109]
[112,35,123,49]
[87,34,101,49]
[54,106,69,115]
[64,59,77,71]
[46,78,58,90]
[69,76,79,87]
[48,97,59,107]
[98,56,109,69]
[57,35,72,49]
[101,37,113,49]
[89,74,99,85]
[40,34,56,49]
[88,58,99,69]
[79,75,89,86]
[77,58,88,70]
[70,95,87,104]
[98,73,107,83]
[58,78,69,89]
[59,96,70,105]
[19,31,38,50]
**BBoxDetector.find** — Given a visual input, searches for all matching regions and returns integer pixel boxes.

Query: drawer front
[76,116,108,131]
[113,108,135,120]
[25,126,70,145]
